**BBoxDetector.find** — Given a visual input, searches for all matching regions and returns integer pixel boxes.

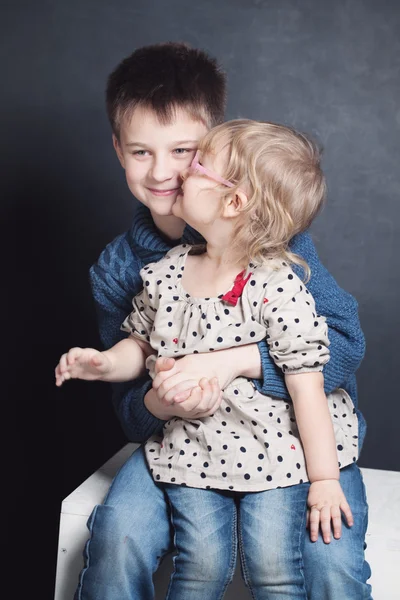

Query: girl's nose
[180,167,189,182]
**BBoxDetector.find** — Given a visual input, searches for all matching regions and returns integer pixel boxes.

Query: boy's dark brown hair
[106,42,227,139]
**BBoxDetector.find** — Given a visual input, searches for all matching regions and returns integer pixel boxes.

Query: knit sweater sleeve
[253,231,365,399]
[89,232,165,442]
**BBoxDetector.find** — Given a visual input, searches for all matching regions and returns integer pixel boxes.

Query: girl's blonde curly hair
[198,119,327,280]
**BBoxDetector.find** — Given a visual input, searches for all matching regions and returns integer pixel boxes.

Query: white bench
[55,443,400,600]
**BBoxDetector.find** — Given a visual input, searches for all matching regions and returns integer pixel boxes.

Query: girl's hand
[55,347,113,386]
[145,377,223,420]
[307,479,354,544]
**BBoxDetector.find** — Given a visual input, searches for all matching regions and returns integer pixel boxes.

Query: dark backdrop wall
[3,0,399,596]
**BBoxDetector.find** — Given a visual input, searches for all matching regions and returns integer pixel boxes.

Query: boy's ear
[223,190,249,218]
[112,134,125,169]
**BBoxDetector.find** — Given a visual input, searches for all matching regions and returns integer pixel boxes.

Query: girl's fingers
[210,377,221,395]
[55,367,64,386]
[203,379,221,412]
[180,387,203,412]
[58,353,68,373]
[198,377,209,390]
[319,506,333,544]
[198,379,222,413]
[340,501,354,528]
[55,360,64,386]
[196,379,212,408]
[308,506,321,542]
[196,392,222,418]
[67,347,83,365]
[331,505,342,539]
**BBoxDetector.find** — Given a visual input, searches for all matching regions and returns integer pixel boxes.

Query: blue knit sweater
[90,204,367,447]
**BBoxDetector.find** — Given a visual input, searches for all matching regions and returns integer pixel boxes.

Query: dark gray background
[3,0,399,596]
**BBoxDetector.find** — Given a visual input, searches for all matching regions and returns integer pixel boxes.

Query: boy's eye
[132,150,150,157]
[173,148,195,155]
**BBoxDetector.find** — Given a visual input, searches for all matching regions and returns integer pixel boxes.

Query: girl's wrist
[309,469,340,483]
[101,350,116,379]
[144,388,170,420]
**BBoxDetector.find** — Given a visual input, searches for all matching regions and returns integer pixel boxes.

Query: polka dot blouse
[121,245,359,492]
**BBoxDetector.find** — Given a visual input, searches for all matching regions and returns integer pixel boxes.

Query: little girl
[56,120,359,599]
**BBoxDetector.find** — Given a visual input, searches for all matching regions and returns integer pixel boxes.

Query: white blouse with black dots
[121,245,359,492]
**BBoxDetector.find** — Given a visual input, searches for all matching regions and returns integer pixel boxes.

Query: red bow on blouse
[221,270,252,306]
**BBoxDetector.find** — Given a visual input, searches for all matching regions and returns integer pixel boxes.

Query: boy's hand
[307,479,354,544]
[55,347,113,387]
[171,377,223,418]
[152,354,231,405]
[145,376,222,420]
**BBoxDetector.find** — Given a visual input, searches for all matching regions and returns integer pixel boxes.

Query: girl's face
[172,148,232,228]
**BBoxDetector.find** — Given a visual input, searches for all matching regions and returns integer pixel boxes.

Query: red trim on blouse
[221,270,252,306]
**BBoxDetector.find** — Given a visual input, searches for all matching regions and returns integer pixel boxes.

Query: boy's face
[113,106,209,218]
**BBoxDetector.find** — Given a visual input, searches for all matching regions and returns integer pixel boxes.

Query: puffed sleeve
[120,264,158,342]
[259,261,330,374]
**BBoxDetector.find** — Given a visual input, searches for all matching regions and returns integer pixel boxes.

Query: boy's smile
[113,106,209,220]
[147,187,180,197]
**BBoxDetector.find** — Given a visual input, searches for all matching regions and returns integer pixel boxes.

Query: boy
[75,42,371,599]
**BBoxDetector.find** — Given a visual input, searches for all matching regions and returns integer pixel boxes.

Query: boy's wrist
[236,344,262,379]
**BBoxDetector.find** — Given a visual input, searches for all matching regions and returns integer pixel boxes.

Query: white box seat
[55,443,400,600]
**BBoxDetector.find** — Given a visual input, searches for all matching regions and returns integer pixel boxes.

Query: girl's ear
[223,190,249,218]
[113,134,125,169]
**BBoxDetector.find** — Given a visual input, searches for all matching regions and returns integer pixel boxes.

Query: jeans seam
[217,502,238,600]
[237,506,256,600]
[165,493,178,600]
[353,467,373,599]
[296,500,308,596]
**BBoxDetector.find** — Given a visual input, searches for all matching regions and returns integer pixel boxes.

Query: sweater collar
[129,204,204,261]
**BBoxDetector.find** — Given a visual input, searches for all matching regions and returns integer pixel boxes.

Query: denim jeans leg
[75,446,173,600]
[302,463,373,600]
[238,486,309,600]
[163,484,237,600]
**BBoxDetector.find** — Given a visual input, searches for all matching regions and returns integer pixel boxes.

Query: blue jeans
[74,447,372,600]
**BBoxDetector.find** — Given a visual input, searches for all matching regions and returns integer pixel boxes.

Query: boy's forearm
[319,326,365,394]
[102,337,147,382]
[228,344,262,380]
[286,372,340,482]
